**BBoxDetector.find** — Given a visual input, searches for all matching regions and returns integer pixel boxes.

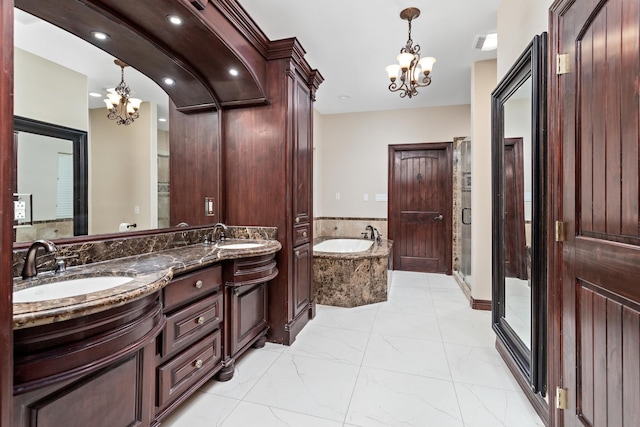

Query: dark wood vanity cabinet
[12,294,164,427]
[224,44,322,345]
[154,266,224,422]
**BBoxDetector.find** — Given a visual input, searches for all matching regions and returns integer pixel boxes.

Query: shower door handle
[434,214,443,221]
[462,208,471,225]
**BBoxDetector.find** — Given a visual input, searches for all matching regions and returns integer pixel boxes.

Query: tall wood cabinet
[224,39,323,345]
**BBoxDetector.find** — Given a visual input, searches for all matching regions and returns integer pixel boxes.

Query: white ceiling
[238,0,500,115]
[14,1,500,120]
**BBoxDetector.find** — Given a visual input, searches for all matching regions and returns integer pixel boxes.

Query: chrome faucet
[21,240,57,279]
[213,223,229,243]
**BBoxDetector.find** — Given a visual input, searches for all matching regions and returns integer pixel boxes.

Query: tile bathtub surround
[314,217,387,240]
[163,271,544,427]
[12,225,277,277]
[313,238,392,307]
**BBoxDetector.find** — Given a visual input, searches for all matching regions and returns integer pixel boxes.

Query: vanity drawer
[164,266,221,311]
[162,293,223,357]
[293,223,310,245]
[157,330,222,406]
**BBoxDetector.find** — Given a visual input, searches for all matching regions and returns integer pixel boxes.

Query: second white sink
[14,276,133,303]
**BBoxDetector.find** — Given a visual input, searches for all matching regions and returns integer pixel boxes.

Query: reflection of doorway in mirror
[15,132,75,242]
[157,129,170,229]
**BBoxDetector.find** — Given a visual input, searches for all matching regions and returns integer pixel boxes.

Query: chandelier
[385,7,436,98]
[103,59,142,126]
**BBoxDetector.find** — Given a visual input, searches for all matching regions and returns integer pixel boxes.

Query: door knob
[434,214,444,221]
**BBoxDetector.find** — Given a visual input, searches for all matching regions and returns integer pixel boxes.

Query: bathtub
[313,238,373,253]
[312,237,392,308]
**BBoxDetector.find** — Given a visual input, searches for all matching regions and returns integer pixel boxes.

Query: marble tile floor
[163,271,544,427]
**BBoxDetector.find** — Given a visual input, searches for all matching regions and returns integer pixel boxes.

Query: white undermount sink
[219,242,264,249]
[14,276,133,303]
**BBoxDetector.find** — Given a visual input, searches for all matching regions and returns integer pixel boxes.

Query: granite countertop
[312,236,393,259]
[12,239,281,329]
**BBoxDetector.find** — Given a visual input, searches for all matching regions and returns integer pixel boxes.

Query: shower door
[459,139,472,286]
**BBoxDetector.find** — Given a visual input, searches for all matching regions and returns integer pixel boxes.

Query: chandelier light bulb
[385,64,401,81]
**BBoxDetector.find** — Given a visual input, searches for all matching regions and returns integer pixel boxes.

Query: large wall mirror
[491,33,547,402]
[13,7,171,244]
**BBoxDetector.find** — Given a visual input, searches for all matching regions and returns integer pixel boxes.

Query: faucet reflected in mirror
[21,239,57,279]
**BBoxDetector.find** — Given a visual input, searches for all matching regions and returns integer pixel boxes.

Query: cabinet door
[228,282,268,356]
[292,243,311,320]
[292,80,312,226]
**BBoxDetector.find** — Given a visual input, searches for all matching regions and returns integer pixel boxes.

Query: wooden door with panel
[551,0,640,425]
[389,143,453,274]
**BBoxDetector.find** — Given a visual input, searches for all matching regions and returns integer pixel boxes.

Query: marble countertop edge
[13,239,281,329]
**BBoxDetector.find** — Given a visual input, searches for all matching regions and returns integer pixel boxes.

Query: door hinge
[556,387,568,410]
[557,53,570,75]
[555,221,565,242]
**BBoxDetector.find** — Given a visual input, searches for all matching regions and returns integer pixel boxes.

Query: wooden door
[389,143,452,274]
[504,138,528,280]
[550,0,640,426]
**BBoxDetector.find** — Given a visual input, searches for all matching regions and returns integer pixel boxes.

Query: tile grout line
[340,283,382,426]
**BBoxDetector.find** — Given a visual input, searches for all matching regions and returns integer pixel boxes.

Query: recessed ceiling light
[472,33,498,51]
[166,15,183,25]
[91,31,110,41]
[162,77,176,86]
[89,92,102,98]
[229,68,239,77]
[158,118,167,122]
[338,95,351,100]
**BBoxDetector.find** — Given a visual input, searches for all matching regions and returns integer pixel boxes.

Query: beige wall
[314,105,471,218]
[89,102,157,234]
[470,59,497,301]
[14,48,88,131]
[497,0,554,80]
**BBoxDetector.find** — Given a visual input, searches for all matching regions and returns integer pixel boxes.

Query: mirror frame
[491,33,547,395]
[14,116,88,238]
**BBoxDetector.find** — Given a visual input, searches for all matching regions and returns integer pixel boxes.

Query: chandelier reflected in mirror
[385,7,436,99]
[103,59,142,125]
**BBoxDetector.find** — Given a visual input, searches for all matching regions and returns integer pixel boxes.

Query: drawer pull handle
[302,231,308,237]
[295,217,300,223]
[194,359,203,369]
[195,280,203,289]
[196,316,205,325]
[295,250,300,257]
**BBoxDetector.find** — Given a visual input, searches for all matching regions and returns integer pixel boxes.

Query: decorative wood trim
[0,1,13,423]
[470,297,492,311]
[496,338,549,426]
[548,2,570,426]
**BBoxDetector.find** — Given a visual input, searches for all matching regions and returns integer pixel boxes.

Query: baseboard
[470,297,491,311]
[452,271,491,311]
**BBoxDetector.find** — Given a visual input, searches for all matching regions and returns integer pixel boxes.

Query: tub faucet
[365,225,375,240]
[213,223,229,243]
[373,228,383,244]
[21,240,58,279]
